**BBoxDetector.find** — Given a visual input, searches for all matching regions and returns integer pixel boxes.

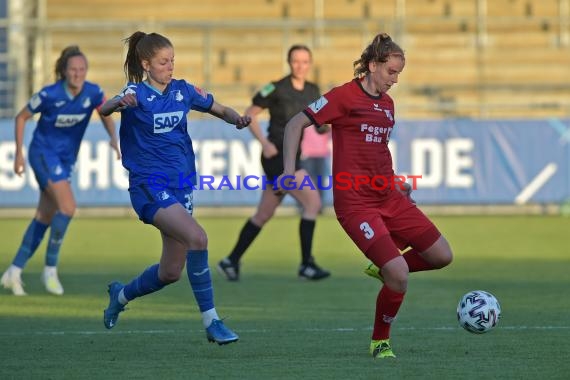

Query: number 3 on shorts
[359,221,375,239]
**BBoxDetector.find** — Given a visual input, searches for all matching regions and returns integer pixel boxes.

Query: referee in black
[218,45,330,281]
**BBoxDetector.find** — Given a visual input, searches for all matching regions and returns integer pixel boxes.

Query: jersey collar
[355,78,383,100]
[62,80,83,100]
[143,81,169,95]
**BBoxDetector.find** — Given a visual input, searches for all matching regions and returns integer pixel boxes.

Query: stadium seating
[34,0,570,118]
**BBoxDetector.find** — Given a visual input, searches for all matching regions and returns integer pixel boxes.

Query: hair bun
[379,33,391,42]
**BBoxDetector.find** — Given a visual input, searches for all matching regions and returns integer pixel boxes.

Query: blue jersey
[117,79,214,189]
[28,80,105,165]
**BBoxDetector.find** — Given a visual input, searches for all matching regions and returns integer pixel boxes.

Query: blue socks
[12,214,72,269]
[186,250,215,312]
[118,251,216,321]
[45,212,71,267]
[12,219,49,268]
[123,264,166,301]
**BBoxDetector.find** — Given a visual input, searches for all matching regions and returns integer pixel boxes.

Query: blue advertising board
[0,118,568,207]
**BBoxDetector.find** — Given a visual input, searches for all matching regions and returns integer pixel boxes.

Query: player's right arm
[100,86,138,116]
[100,94,137,116]
[275,111,312,195]
[245,104,279,158]
[247,81,279,158]
[282,112,312,174]
[13,106,33,176]
[244,104,278,159]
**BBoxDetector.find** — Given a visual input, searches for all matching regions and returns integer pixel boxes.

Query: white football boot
[41,266,64,295]
[1,266,27,296]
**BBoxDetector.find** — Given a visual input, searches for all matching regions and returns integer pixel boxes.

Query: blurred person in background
[217,45,330,282]
[300,123,331,211]
[276,33,453,359]
[100,31,250,345]
[1,45,120,296]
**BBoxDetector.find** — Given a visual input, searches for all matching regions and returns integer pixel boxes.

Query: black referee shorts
[261,151,302,182]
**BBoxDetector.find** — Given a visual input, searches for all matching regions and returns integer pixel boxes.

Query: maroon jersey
[303,78,396,212]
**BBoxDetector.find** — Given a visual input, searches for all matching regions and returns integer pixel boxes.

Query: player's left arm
[208,101,251,129]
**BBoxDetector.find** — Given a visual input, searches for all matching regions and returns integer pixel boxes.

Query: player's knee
[381,256,409,292]
[302,196,321,215]
[252,210,274,226]
[383,268,409,293]
[437,249,453,268]
[159,269,181,284]
[58,203,76,217]
[433,238,453,268]
[188,229,208,250]
[35,210,56,224]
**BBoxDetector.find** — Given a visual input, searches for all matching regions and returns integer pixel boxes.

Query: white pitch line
[515,162,558,205]
[0,325,568,337]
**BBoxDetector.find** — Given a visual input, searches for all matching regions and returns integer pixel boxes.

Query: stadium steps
[37,0,570,118]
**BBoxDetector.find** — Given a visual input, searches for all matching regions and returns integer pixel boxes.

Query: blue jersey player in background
[1,45,120,296]
[100,31,251,345]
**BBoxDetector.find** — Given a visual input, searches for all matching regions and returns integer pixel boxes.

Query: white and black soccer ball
[457,290,501,334]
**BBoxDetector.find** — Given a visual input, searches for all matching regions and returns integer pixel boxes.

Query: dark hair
[353,33,405,78]
[287,44,312,63]
[54,45,87,81]
[123,31,173,83]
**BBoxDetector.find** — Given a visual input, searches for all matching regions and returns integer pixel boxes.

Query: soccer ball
[457,290,501,334]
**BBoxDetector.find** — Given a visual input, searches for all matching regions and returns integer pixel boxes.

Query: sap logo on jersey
[55,114,87,128]
[154,111,184,134]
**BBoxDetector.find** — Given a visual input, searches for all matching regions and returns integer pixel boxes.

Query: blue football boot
[103,281,126,329]
[206,319,239,345]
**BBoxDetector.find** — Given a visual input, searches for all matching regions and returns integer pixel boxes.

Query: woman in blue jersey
[100,31,250,344]
[0,45,120,296]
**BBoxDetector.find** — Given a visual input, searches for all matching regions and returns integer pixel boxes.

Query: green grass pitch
[0,214,569,379]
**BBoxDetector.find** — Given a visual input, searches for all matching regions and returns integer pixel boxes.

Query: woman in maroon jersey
[277,33,453,359]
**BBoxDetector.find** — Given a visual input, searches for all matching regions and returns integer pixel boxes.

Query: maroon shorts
[336,192,441,264]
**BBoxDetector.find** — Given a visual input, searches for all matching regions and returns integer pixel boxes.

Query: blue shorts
[129,184,194,224]
[28,148,73,190]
